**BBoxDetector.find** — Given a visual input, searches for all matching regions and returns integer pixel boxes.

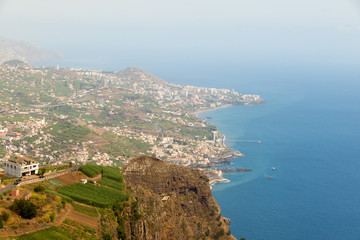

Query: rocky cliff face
[123,155,236,240]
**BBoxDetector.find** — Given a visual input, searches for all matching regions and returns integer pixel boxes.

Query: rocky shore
[219,168,252,173]
[202,167,253,186]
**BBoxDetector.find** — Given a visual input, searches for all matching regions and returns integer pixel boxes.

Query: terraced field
[57,183,129,207]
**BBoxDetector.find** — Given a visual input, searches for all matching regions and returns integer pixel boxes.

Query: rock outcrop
[123,155,236,240]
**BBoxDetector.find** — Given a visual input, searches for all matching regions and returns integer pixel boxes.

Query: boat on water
[267,176,274,180]
[272,166,275,171]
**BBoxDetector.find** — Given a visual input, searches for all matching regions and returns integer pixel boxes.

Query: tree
[214,228,225,239]
[1,210,9,222]
[102,231,112,240]
[50,212,56,222]
[10,199,37,219]
[34,185,45,192]
[38,168,46,176]
[0,217,3,229]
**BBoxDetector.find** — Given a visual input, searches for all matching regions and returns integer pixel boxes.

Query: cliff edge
[123,155,236,240]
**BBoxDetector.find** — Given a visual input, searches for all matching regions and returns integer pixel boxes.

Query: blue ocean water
[199,70,360,240]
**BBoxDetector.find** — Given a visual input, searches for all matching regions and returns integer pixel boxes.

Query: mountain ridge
[0,37,62,64]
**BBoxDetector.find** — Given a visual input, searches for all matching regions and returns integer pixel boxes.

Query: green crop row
[79,164,124,182]
[57,183,129,208]
[71,202,99,217]
[102,166,123,182]
[14,222,98,240]
[98,177,124,190]
[16,226,69,240]
[78,164,103,177]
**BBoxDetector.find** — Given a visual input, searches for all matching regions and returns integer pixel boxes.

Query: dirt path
[55,172,79,185]
[55,171,102,186]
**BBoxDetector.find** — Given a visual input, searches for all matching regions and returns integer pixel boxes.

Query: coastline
[210,178,230,189]
[193,104,233,116]
[193,104,247,186]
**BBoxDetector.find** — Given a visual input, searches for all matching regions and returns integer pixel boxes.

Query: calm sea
[199,68,360,240]
[38,57,360,239]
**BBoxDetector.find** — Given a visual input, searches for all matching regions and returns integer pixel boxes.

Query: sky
[1,0,360,81]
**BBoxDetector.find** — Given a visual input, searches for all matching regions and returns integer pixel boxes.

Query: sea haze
[200,68,360,240]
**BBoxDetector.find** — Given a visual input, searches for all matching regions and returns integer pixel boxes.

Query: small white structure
[4,158,39,177]
[38,117,46,126]
[211,131,218,141]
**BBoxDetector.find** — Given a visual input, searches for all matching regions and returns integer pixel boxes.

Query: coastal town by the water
[0,60,264,182]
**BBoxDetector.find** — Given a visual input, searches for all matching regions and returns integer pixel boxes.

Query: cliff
[122,155,236,240]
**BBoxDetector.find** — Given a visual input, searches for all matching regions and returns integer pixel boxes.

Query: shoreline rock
[219,168,252,173]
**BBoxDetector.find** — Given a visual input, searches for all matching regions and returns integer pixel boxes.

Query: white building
[4,158,39,177]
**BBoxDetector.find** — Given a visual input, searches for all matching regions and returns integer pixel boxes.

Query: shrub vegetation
[34,185,45,192]
[10,199,37,219]
[1,210,9,222]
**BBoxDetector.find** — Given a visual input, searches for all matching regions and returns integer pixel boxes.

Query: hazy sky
[1,0,360,75]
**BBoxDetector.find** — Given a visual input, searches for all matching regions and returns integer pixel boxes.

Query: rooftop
[8,157,38,166]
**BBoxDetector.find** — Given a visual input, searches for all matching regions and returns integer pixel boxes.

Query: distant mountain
[0,37,62,64]
[1,59,29,67]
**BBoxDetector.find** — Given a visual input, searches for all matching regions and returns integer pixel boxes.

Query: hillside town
[0,61,264,178]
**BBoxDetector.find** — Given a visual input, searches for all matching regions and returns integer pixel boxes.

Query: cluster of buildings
[153,136,230,166]
[0,117,47,160]
[103,124,228,166]
[0,64,264,172]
